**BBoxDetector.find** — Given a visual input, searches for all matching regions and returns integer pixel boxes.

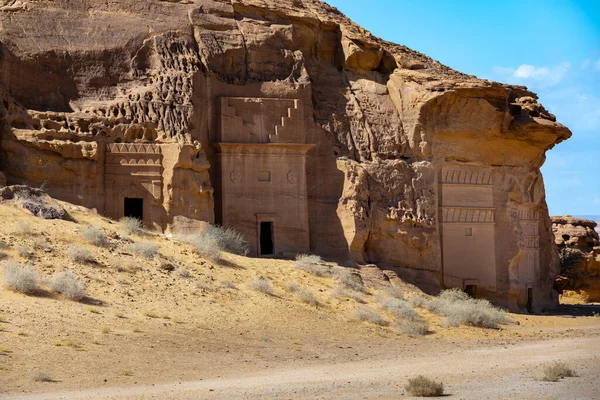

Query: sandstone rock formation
[552,216,600,302]
[0,0,571,311]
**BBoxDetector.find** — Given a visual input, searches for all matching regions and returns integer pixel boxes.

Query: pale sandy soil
[1,201,599,399]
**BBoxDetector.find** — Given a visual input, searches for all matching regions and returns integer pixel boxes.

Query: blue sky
[326,0,600,216]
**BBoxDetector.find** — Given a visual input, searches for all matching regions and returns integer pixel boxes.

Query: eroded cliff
[0,0,571,311]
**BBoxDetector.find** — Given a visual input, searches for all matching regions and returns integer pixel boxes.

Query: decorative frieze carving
[442,207,495,223]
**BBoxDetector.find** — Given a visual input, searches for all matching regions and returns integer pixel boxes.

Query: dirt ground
[1,202,599,399]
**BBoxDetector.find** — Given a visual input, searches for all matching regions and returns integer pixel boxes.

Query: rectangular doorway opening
[124,197,144,221]
[259,221,274,256]
[464,284,477,298]
[527,288,534,314]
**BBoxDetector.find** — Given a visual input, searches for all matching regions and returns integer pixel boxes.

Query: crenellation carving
[442,207,495,223]
[442,167,493,185]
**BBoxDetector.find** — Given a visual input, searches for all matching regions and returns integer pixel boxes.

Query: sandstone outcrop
[0,0,571,311]
[552,216,600,302]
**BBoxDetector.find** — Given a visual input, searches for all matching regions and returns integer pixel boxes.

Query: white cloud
[491,62,571,88]
[513,62,571,86]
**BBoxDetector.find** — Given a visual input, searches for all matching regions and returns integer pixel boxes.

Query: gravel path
[4,336,599,400]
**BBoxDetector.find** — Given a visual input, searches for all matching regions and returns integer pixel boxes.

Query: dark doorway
[259,221,274,256]
[527,288,534,314]
[465,284,477,298]
[124,198,144,221]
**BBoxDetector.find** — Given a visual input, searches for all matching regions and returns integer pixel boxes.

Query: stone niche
[440,166,497,296]
[104,143,164,230]
[213,97,313,256]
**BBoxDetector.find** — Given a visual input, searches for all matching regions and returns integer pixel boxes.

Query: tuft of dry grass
[418,289,512,329]
[285,282,300,293]
[13,221,35,237]
[297,290,318,306]
[336,270,365,292]
[31,370,54,382]
[352,305,388,326]
[293,254,329,277]
[250,277,273,295]
[118,217,144,236]
[120,370,134,377]
[2,261,40,294]
[87,307,101,314]
[542,362,577,382]
[99,326,111,334]
[129,242,158,260]
[384,285,404,299]
[143,310,159,318]
[54,339,84,350]
[67,245,94,264]
[221,280,236,290]
[17,245,33,259]
[49,271,86,301]
[82,227,109,247]
[405,375,444,397]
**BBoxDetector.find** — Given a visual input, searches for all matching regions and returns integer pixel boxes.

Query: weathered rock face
[552,216,600,302]
[0,0,571,311]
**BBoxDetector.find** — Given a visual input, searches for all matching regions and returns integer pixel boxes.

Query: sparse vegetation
[82,227,109,247]
[542,362,576,382]
[67,245,94,263]
[0,345,8,354]
[204,225,250,256]
[251,277,273,295]
[384,285,404,299]
[87,307,101,314]
[118,217,144,236]
[405,375,444,397]
[176,267,191,278]
[379,298,420,320]
[120,370,134,377]
[143,310,159,318]
[129,242,158,259]
[221,280,236,289]
[297,290,318,306]
[285,282,300,293]
[332,286,365,303]
[49,271,86,301]
[54,339,84,349]
[33,237,48,250]
[13,221,34,237]
[336,270,365,292]
[31,370,54,382]
[100,326,111,334]
[397,318,429,336]
[352,305,388,326]
[17,245,33,259]
[293,254,329,277]
[185,225,250,262]
[2,261,40,294]
[415,289,512,329]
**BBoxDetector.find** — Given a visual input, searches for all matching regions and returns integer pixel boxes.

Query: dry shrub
[379,298,420,320]
[397,318,429,336]
[13,221,34,237]
[118,217,144,236]
[82,227,108,247]
[49,271,86,301]
[204,225,249,256]
[285,282,300,293]
[67,245,94,263]
[185,233,222,262]
[250,277,273,294]
[332,286,365,303]
[297,290,318,306]
[220,280,236,289]
[31,370,54,382]
[336,270,365,292]
[423,288,512,329]
[293,254,329,277]
[2,261,39,294]
[129,242,158,259]
[384,285,404,299]
[17,245,33,259]
[352,305,388,326]
[405,375,444,397]
[176,267,191,278]
[542,362,576,382]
